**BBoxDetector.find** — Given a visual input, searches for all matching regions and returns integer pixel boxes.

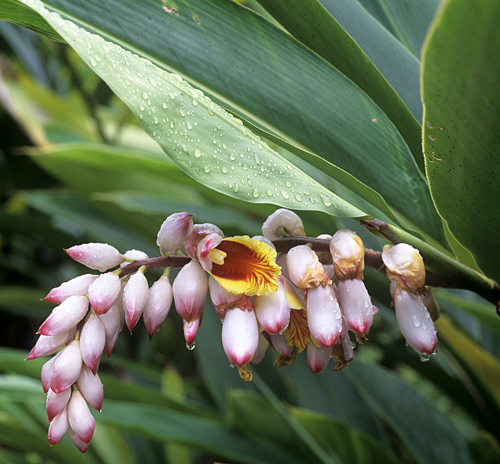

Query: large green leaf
[9,0,450,246]
[422,0,500,283]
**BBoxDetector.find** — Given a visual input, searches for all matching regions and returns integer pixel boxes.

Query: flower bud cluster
[28,209,440,452]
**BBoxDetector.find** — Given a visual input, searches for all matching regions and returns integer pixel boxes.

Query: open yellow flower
[199,235,280,296]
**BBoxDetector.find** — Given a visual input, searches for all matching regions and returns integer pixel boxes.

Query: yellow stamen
[209,248,227,265]
[237,364,253,382]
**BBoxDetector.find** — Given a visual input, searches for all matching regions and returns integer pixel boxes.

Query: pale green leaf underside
[22,0,366,220]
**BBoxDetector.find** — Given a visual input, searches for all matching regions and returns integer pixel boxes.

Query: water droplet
[179,109,186,117]
[186,121,193,130]
[285,181,292,188]
[194,149,202,158]
[294,194,302,202]
[204,165,210,173]
[419,354,430,362]
[186,342,196,351]
[266,189,273,196]
[428,135,435,141]
[426,122,435,129]
[153,116,159,124]
[280,190,290,199]
[221,166,228,174]
[252,188,260,198]
[319,193,332,207]
[142,91,149,100]
[169,92,176,100]
[229,153,236,161]
[412,315,421,327]
[163,102,168,109]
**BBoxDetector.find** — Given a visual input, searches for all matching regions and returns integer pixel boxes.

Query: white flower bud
[262,208,305,240]
[80,312,106,374]
[50,340,83,393]
[46,388,72,422]
[43,274,98,304]
[65,243,124,272]
[143,275,173,339]
[26,329,74,360]
[306,342,331,373]
[156,212,194,254]
[77,365,104,411]
[37,295,89,336]
[88,272,121,315]
[254,276,290,334]
[286,245,328,289]
[123,271,149,332]
[47,407,68,445]
[67,390,95,445]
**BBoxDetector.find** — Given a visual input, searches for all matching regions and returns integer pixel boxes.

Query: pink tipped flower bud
[65,243,124,272]
[184,223,223,259]
[50,340,83,393]
[80,313,106,374]
[48,407,69,445]
[156,212,194,255]
[254,276,290,334]
[222,302,259,366]
[26,329,74,360]
[286,245,328,289]
[46,388,72,422]
[268,332,295,358]
[77,366,104,411]
[306,342,331,373]
[43,274,98,304]
[37,296,89,336]
[336,279,374,338]
[382,243,426,295]
[97,299,124,358]
[306,284,342,347]
[330,229,365,280]
[41,355,58,393]
[208,276,246,319]
[183,319,201,346]
[88,272,121,315]
[69,426,89,453]
[262,208,306,240]
[67,390,95,445]
[143,275,173,339]
[123,271,149,332]
[251,333,269,365]
[173,260,208,343]
[392,282,437,356]
[121,249,149,264]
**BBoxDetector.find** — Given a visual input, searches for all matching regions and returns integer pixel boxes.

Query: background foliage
[0,0,500,463]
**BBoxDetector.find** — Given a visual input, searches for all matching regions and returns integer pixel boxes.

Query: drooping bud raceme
[157,212,194,255]
[37,295,89,336]
[390,281,437,356]
[65,243,124,272]
[383,245,437,356]
[262,208,306,240]
[382,243,426,295]
[143,273,173,339]
[286,245,329,289]
[123,269,149,331]
[254,275,290,334]
[43,274,98,304]
[221,298,259,367]
[173,260,208,345]
[330,230,373,339]
[88,272,121,315]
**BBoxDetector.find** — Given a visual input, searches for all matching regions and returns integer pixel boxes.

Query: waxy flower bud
[50,340,83,393]
[77,366,104,411]
[382,244,426,295]
[43,274,98,304]
[67,390,95,445]
[80,312,106,374]
[143,274,173,338]
[123,271,149,331]
[222,301,259,366]
[208,276,245,319]
[97,299,123,357]
[306,284,343,347]
[262,208,306,240]
[173,260,208,344]
[26,329,74,360]
[88,272,121,315]
[251,333,269,365]
[336,279,373,339]
[37,295,89,336]
[268,332,294,358]
[46,388,72,422]
[286,245,328,289]
[254,276,290,334]
[157,212,194,255]
[306,342,331,373]
[41,355,57,393]
[392,282,437,356]
[65,243,124,272]
[121,249,149,265]
[330,230,365,281]
[48,407,68,445]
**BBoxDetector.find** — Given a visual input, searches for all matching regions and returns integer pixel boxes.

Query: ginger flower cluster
[28,209,438,452]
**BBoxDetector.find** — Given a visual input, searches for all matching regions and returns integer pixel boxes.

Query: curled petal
[48,407,69,445]
[77,366,104,411]
[88,273,121,315]
[262,209,306,240]
[37,296,89,336]
[393,283,437,356]
[286,245,328,289]
[185,223,223,259]
[156,212,194,254]
[205,236,281,296]
[67,390,95,445]
[50,340,83,393]
[254,276,290,334]
[222,305,259,366]
[80,313,106,374]
[336,279,373,337]
[197,233,223,272]
[330,229,365,280]
[306,342,331,373]
[46,388,72,422]
[143,275,173,339]
[123,271,149,331]
[26,329,74,360]
[65,243,124,272]
[43,274,98,304]
[382,244,426,295]
[306,285,342,347]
